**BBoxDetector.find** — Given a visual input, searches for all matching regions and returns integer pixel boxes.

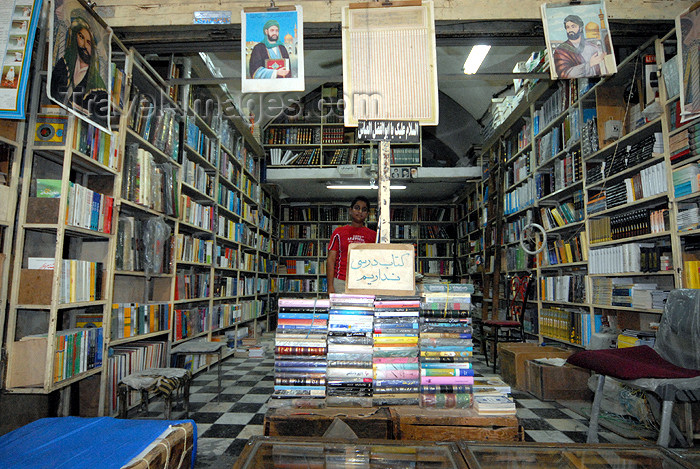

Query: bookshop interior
[4,0,700,467]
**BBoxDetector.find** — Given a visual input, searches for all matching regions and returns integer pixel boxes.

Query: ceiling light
[463,45,491,75]
[326,184,406,190]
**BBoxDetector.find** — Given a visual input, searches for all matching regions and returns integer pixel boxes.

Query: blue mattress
[0,417,197,468]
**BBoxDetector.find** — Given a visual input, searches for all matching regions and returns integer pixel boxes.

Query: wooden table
[264,405,521,442]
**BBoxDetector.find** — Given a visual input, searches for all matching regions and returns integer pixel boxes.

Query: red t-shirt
[328,225,377,280]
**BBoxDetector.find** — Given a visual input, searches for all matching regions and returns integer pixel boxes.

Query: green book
[36,179,62,198]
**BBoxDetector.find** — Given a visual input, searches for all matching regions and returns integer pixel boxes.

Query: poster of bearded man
[241,6,304,93]
[541,0,617,80]
[48,0,112,132]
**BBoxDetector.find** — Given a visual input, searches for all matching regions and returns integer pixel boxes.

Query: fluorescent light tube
[463,45,491,75]
[326,184,406,190]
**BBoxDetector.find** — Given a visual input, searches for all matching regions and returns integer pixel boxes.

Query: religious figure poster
[241,6,304,93]
[0,0,42,120]
[541,0,617,80]
[48,0,112,133]
[677,4,700,119]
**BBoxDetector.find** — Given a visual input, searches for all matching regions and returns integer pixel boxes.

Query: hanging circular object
[520,223,547,255]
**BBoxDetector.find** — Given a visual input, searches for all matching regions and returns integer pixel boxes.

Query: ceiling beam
[96,0,693,28]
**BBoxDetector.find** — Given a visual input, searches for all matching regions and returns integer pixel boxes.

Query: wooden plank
[399,423,521,442]
[264,406,394,439]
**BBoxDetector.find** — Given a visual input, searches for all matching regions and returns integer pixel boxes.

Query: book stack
[372,296,421,406]
[326,294,375,407]
[418,284,474,409]
[273,298,330,402]
[670,122,700,165]
[673,163,700,198]
[474,395,517,416]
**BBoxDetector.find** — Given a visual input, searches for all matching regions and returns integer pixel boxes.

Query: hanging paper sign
[346,243,415,296]
[357,120,420,143]
[0,0,42,119]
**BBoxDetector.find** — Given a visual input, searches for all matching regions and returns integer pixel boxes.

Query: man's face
[76,28,92,63]
[266,25,279,42]
[565,21,582,41]
[350,200,369,224]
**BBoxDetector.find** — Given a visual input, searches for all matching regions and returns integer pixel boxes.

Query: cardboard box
[499,343,573,390]
[6,336,47,388]
[18,269,53,305]
[526,360,592,401]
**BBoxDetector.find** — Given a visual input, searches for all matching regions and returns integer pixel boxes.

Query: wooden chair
[482,273,532,372]
[568,289,700,447]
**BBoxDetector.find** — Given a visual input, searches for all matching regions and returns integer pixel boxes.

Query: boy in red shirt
[327,196,377,293]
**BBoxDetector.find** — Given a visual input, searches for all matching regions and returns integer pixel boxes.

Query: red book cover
[265,59,287,70]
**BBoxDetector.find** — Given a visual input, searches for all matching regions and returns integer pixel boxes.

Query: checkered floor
[128,341,642,468]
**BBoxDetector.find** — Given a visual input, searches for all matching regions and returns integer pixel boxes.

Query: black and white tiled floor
[130,341,641,468]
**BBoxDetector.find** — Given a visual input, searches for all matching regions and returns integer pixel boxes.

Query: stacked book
[673,163,700,198]
[418,284,474,409]
[372,296,421,406]
[670,122,700,165]
[273,298,330,403]
[326,294,375,407]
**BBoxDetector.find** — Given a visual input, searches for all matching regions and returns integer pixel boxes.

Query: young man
[327,196,377,294]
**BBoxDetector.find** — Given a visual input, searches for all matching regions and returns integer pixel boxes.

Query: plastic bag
[144,216,171,276]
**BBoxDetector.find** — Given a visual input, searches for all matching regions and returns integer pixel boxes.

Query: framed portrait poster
[48,0,112,133]
[541,0,617,80]
[677,4,700,119]
[0,0,42,120]
[241,6,304,93]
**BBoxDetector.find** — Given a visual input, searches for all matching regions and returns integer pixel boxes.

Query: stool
[171,341,225,401]
[118,368,191,419]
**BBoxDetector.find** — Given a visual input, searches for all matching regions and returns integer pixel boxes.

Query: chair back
[655,289,700,370]
[506,273,531,323]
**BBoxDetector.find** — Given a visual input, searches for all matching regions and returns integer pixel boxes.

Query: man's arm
[327,250,337,294]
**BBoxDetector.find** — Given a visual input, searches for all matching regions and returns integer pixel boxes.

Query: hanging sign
[346,243,415,296]
[357,120,420,143]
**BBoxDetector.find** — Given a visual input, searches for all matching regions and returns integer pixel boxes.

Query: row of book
[278,277,327,293]
[539,273,586,304]
[586,134,660,185]
[539,198,582,231]
[540,235,585,267]
[280,240,316,257]
[669,121,700,165]
[173,305,209,341]
[321,126,346,144]
[73,120,119,170]
[588,208,669,244]
[127,89,179,160]
[110,302,171,339]
[176,234,213,264]
[211,303,242,329]
[264,126,321,145]
[180,195,214,230]
[504,178,535,215]
[58,259,104,304]
[121,144,179,217]
[185,116,218,165]
[183,157,215,199]
[419,242,452,257]
[280,223,318,239]
[677,202,700,231]
[673,163,700,198]
[417,259,453,275]
[107,341,167,414]
[110,63,126,109]
[279,259,321,275]
[505,245,531,272]
[115,216,173,274]
[588,241,672,274]
[54,327,104,383]
[535,150,583,198]
[65,181,114,234]
[174,270,210,300]
[539,307,600,347]
[323,147,378,165]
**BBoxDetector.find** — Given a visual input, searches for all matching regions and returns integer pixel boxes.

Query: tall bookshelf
[0,118,24,361]
[263,84,422,168]
[4,36,127,406]
[277,202,455,296]
[477,31,690,350]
